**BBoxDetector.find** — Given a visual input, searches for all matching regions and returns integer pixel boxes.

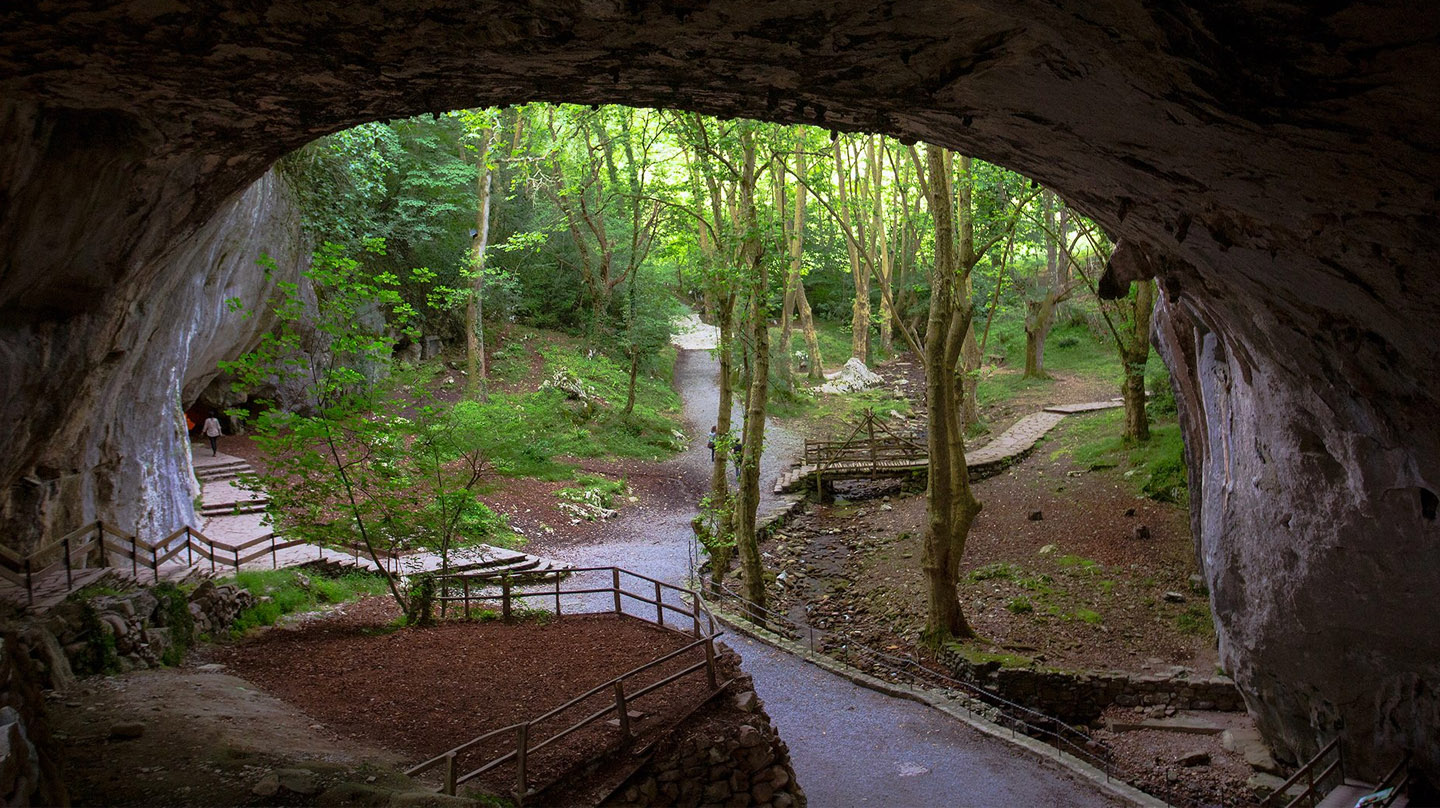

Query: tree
[223,242,506,620]
[773,139,825,383]
[1021,191,1082,378]
[895,146,1036,644]
[457,108,499,399]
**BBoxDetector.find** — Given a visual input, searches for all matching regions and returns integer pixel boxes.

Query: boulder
[819,358,882,394]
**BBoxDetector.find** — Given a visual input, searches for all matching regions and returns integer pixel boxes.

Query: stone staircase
[194,452,269,517]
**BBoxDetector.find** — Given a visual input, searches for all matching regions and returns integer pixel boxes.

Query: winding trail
[539,345,1123,807]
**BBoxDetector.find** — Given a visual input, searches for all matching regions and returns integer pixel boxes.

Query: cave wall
[1,0,1437,785]
[0,98,309,545]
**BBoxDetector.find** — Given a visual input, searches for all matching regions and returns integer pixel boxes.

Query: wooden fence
[0,520,314,605]
[406,566,725,805]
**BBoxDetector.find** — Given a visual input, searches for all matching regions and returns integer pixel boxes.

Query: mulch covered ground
[217,600,717,799]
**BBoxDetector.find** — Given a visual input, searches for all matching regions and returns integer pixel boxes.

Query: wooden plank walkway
[774,399,1123,495]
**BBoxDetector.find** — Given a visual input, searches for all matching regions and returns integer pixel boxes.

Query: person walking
[707,425,717,462]
[202,412,223,457]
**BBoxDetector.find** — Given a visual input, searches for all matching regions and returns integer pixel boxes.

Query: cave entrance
[2,0,1437,790]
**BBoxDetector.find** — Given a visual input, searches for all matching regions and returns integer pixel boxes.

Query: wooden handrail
[410,566,724,798]
[1264,737,1339,808]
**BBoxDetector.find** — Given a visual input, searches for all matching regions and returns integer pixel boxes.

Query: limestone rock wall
[0,104,310,549]
[2,0,1439,786]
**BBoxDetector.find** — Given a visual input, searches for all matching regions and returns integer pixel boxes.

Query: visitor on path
[202,413,223,456]
[707,425,717,462]
[732,440,743,481]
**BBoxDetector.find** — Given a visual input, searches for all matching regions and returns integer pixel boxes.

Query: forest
[232,102,1172,643]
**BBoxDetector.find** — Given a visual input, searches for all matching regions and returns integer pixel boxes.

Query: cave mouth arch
[3,0,1438,787]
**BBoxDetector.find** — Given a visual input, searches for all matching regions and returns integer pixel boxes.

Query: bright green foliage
[1055,410,1188,505]
[229,569,392,635]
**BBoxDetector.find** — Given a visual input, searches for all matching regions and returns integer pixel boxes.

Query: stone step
[200,500,269,517]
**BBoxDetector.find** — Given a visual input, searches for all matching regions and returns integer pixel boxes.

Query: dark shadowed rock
[1,0,1438,786]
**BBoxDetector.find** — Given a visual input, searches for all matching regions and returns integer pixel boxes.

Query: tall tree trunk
[731,134,768,616]
[1121,279,1156,442]
[466,126,495,400]
[870,137,894,356]
[1024,195,1068,379]
[708,293,737,584]
[796,280,824,381]
[921,144,981,645]
[956,155,980,426]
[835,138,869,363]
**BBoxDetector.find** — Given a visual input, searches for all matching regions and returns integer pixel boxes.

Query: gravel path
[552,345,1121,807]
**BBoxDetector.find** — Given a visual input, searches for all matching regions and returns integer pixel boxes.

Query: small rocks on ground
[108,721,145,740]
[1028,510,1044,521]
[1175,750,1211,768]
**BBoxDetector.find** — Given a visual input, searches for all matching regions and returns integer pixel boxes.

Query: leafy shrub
[1006,597,1034,614]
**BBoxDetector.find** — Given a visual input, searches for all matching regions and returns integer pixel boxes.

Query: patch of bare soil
[743,416,1214,674]
[215,600,717,799]
[1093,708,1263,808]
[50,667,408,807]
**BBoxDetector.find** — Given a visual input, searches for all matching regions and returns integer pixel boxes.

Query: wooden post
[613,681,631,740]
[655,580,664,626]
[867,410,877,474]
[691,599,701,638]
[443,752,457,796]
[62,536,72,589]
[554,573,561,617]
[611,568,622,614]
[501,575,512,623]
[514,723,529,806]
[464,578,472,618]
[271,533,277,569]
[94,521,107,569]
[24,559,33,606]
[703,637,718,689]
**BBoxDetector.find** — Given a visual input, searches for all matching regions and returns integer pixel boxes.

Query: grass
[944,640,1033,668]
[451,338,685,480]
[228,568,391,635]
[1049,408,1189,505]
[969,562,1019,582]
[1006,597,1035,614]
[1057,554,1103,575]
[1175,604,1216,637]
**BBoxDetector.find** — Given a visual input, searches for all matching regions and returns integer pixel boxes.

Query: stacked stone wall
[938,647,1242,725]
[607,673,805,808]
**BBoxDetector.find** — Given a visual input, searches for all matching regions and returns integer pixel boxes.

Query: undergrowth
[228,568,390,635]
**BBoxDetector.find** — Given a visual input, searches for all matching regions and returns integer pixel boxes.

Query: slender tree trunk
[467,127,495,400]
[708,294,737,584]
[921,144,981,646]
[1024,195,1068,379]
[956,155,980,426]
[796,281,824,381]
[870,137,894,356]
[836,139,869,363]
[731,135,768,616]
[1121,279,1156,442]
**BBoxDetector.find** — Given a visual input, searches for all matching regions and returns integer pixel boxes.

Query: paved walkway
[538,345,1123,807]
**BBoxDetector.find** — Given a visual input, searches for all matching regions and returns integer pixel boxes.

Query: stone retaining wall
[43,579,256,676]
[607,667,805,808]
[938,647,1243,725]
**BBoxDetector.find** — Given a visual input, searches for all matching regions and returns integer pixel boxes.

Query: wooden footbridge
[773,400,1123,496]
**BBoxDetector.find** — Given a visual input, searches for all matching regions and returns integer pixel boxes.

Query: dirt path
[50,667,409,807]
